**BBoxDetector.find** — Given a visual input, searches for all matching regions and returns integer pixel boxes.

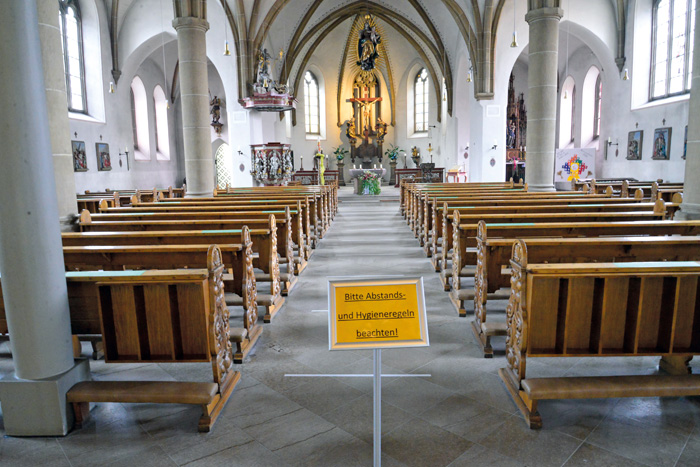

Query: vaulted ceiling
[104,0,627,103]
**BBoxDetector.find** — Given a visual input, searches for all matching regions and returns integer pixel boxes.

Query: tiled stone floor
[2,185,700,466]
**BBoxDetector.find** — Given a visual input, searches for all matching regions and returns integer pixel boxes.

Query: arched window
[593,74,602,138]
[559,76,576,148]
[414,68,429,133]
[304,71,320,135]
[651,0,696,99]
[130,76,150,160]
[153,85,170,160]
[58,0,87,113]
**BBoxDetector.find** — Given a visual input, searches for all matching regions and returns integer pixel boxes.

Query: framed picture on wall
[72,140,88,171]
[683,125,688,160]
[627,130,643,160]
[96,143,112,171]
[652,127,671,160]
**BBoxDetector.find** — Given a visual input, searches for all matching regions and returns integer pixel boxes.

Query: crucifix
[348,85,382,139]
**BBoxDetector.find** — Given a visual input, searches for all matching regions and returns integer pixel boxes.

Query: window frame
[650,0,696,100]
[58,0,88,114]
[414,68,429,134]
[304,71,320,136]
[593,74,602,139]
[153,85,170,160]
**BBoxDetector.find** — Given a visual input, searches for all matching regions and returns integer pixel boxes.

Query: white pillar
[679,5,700,218]
[0,0,88,436]
[173,11,214,197]
[38,0,78,228]
[525,2,563,191]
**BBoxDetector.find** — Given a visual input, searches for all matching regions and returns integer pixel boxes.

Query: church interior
[2,0,700,465]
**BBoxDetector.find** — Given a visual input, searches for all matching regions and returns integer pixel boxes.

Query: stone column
[0,0,88,436]
[173,0,214,197]
[679,5,700,218]
[38,0,78,229]
[525,1,563,192]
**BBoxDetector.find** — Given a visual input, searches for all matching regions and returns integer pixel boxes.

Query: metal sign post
[373,348,381,466]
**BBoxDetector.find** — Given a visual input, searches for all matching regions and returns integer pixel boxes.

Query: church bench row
[77,213,288,321]
[432,193,652,283]
[473,227,700,357]
[148,188,333,249]
[428,197,668,262]
[399,179,524,215]
[443,211,668,293]
[77,187,185,212]
[501,244,700,429]
[100,201,311,273]
[65,246,239,432]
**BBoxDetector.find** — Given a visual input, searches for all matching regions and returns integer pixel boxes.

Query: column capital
[172,16,209,32]
[525,7,564,24]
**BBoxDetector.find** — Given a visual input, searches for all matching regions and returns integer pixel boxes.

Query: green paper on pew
[65,270,145,277]
[612,262,700,268]
[568,204,604,207]
[202,229,242,234]
[486,223,536,227]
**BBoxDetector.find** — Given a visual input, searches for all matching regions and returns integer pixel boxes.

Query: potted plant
[333,146,349,161]
[384,143,401,161]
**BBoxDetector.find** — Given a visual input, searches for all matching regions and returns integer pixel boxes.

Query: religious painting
[627,130,643,160]
[652,127,671,160]
[96,143,112,171]
[683,125,688,160]
[72,140,87,172]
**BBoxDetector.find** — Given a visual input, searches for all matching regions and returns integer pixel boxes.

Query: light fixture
[223,5,231,56]
[109,81,115,93]
[622,68,629,80]
[511,0,518,47]
[466,67,472,83]
[564,89,568,99]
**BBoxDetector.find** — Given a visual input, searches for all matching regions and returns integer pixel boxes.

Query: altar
[350,168,386,195]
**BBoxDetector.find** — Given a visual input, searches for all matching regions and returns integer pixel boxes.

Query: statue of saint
[506,120,516,148]
[210,96,222,124]
[346,119,357,141]
[357,21,381,71]
[256,48,273,88]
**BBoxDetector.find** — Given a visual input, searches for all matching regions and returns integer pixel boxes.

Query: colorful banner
[555,148,596,183]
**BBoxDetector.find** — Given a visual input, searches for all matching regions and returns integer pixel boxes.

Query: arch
[559,76,576,149]
[153,85,170,160]
[581,66,601,145]
[130,75,150,160]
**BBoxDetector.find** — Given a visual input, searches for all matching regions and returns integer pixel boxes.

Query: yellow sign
[328,277,429,350]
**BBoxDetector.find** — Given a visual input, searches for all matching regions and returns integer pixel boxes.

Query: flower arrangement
[384,143,401,161]
[360,170,381,195]
[333,146,349,161]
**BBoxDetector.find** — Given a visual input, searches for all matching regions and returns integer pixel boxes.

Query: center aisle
[215,186,525,466]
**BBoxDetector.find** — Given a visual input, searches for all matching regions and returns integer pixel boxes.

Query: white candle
[374,164,377,169]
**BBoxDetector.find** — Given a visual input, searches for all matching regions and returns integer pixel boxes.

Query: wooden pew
[79,211,294,301]
[97,202,310,273]
[60,232,260,361]
[430,197,670,265]
[450,217,700,316]
[66,245,241,432]
[473,228,700,357]
[500,242,700,429]
[443,209,666,292]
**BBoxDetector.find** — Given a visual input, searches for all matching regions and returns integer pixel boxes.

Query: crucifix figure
[348,86,382,139]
